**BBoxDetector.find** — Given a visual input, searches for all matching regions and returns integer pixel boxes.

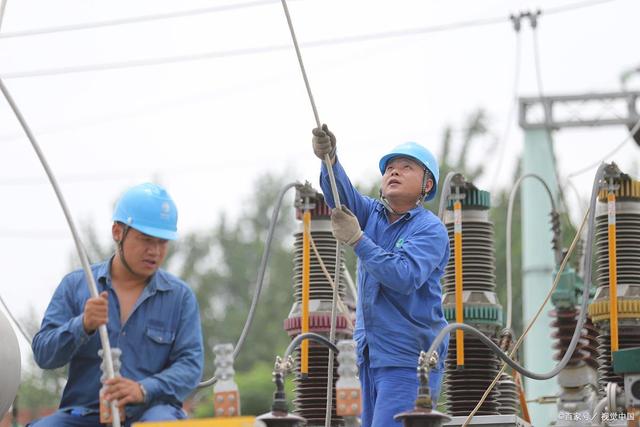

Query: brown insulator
[548,308,598,369]
[444,334,501,416]
[496,373,519,415]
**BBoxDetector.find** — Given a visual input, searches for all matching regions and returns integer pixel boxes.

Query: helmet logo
[160,202,171,220]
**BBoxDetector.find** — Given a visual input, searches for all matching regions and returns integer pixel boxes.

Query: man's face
[381,157,427,203]
[113,224,169,277]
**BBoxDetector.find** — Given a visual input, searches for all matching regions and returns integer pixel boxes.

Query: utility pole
[519,90,640,427]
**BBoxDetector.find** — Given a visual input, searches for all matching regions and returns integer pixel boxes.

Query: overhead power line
[566,117,640,178]
[0,0,286,40]
[0,0,620,80]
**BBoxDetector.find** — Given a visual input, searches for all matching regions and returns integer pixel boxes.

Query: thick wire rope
[505,174,557,330]
[489,29,522,193]
[0,77,121,427]
[0,294,31,345]
[0,0,284,40]
[566,117,640,178]
[1,0,619,80]
[198,182,297,388]
[0,0,7,32]
[427,162,605,389]
[278,2,343,425]
[462,207,588,427]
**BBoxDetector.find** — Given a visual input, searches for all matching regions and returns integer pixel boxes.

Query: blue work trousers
[359,360,442,427]
[27,404,186,426]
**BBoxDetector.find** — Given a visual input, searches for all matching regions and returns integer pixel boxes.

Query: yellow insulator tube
[607,192,619,353]
[301,210,311,377]
[454,200,464,367]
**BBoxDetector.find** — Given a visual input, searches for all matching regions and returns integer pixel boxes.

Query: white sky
[0,0,639,365]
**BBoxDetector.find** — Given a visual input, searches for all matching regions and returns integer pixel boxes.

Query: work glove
[312,124,337,162]
[331,206,363,247]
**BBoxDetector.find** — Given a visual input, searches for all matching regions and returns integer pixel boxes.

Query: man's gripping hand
[312,124,337,162]
[103,377,146,408]
[82,291,108,334]
[331,206,363,247]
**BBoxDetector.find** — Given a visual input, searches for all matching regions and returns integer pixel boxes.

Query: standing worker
[29,183,204,426]
[312,125,450,427]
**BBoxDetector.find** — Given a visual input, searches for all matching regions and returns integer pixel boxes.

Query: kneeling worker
[30,183,204,426]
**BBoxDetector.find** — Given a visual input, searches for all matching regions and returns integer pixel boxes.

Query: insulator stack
[587,171,640,394]
[496,373,519,415]
[442,183,509,416]
[285,187,352,427]
[549,308,598,369]
[444,333,501,415]
[595,324,640,391]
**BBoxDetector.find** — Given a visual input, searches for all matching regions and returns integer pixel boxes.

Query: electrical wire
[277,2,342,425]
[198,181,298,388]
[0,0,7,32]
[505,173,557,330]
[437,171,458,221]
[0,294,32,346]
[489,28,522,193]
[0,77,122,427]
[427,163,606,410]
[0,0,285,40]
[1,0,619,80]
[566,117,640,178]
[283,332,338,362]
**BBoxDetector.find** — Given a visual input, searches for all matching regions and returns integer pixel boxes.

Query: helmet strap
[379,189,411,216]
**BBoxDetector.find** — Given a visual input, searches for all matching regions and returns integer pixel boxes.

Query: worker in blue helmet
[312,125,450,427]
[30,183,204,427]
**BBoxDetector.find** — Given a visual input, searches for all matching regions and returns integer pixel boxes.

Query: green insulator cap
[447,188,491,210]
[443,304,503,325]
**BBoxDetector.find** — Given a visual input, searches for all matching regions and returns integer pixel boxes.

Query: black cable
[283,332,339,361]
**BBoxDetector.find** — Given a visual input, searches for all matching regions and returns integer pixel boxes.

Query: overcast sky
[1,0,639,367]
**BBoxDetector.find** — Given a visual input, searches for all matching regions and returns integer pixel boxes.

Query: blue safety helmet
[378,142,440,201]
[112,183,178,240]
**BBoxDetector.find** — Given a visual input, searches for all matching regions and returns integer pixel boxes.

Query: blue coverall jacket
[320,159,450,377]
[32,258,204,417]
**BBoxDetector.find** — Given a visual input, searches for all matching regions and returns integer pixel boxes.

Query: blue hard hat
[378,142,440,201]
[112,183,178,240]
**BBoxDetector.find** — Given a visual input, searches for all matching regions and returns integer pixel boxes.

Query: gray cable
[0,0,282,40]
[437,171,457,221]
[505,173,556,330]
[0,77,121,427]
[277,3,341,424]
[0,0,7,32]
[428,163,606,380]
[567,117,640,178]
[0,294,31,345]
[283,332,339,362]
[198,181,298,388]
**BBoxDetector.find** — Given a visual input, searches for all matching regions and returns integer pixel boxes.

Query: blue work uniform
[30,258,204,426]
[320,159,450,427]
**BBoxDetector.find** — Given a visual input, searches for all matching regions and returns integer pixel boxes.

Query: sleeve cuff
[139,377,161,403]
[353,234,374,259]
[69,314,92,345]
